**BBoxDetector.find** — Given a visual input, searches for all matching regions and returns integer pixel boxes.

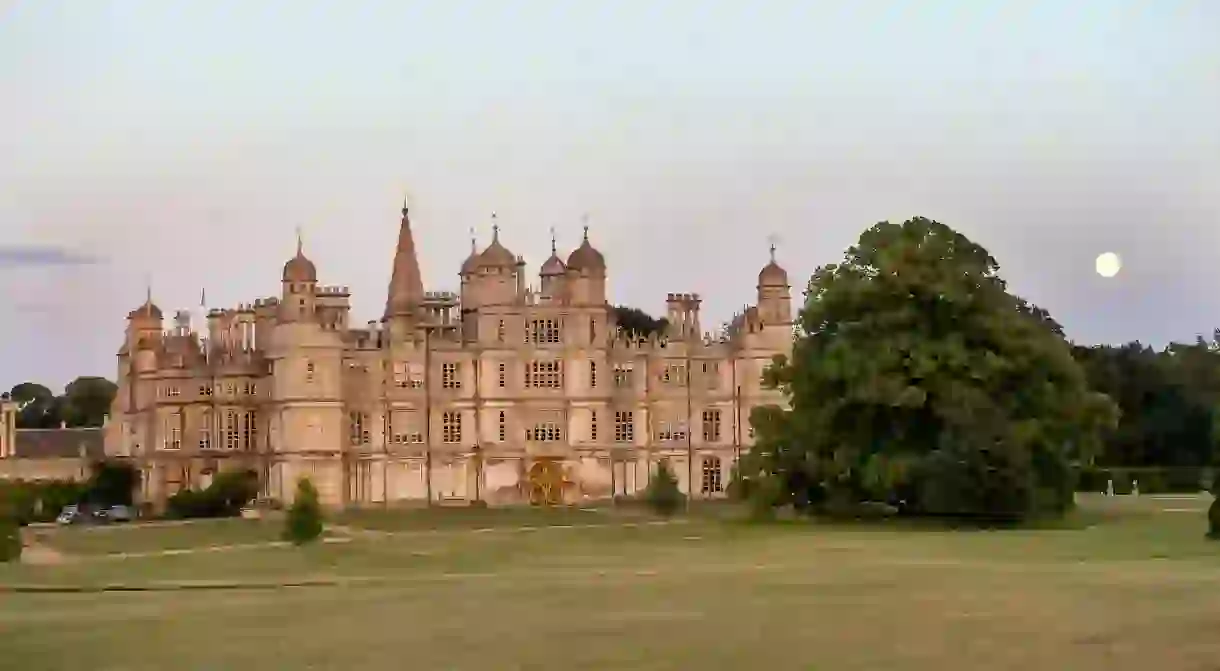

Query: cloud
[0,245,102,266]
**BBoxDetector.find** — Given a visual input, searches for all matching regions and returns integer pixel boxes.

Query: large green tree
[7,377,117,429]
[745,217,1117,522]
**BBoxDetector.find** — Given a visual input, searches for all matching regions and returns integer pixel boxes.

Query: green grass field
[2,495,1218,670]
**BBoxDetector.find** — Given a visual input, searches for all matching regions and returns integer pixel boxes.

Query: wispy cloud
[0,246,101,267]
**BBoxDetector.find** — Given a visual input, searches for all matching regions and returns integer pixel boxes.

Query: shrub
[644,461,683,517]
[283,478,324,545]
[166,470,260,519]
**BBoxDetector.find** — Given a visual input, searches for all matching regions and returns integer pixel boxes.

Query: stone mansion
[104,201,793,508]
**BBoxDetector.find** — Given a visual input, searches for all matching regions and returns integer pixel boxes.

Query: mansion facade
[104,202,793,508]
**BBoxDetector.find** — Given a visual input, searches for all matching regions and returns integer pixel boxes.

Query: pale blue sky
[1,0,1218,391]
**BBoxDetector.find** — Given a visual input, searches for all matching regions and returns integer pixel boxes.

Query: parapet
[665,292,702,304]
[316,285,351,296]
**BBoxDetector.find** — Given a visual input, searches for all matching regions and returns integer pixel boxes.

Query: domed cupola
[460,231,481,276]
[757,244,788,287]
[282,232,317,283]
[566,225,605,274]
[540,229,567,276]
[477,216,516,270]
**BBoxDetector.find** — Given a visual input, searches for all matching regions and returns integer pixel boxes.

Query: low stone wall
[0,458,91,482]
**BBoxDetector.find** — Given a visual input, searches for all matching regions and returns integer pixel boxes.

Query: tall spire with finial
[384,194,425,319]
[295,225,304,256]
[144,274,152,304]
[491,212,499,242]
[581,213,590,241]
[550,226,557,255]
[469,226,477,255]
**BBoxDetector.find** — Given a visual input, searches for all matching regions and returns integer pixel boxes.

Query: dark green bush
[644,461,683,517]
[166,470,260,519]
[283,479,324,545]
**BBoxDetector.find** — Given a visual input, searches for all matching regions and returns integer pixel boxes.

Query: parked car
[105,505,135,523]
[55,504,110,525]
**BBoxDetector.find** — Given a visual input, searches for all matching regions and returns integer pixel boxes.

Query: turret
[384,199,426,339]
[757,243,791,326]
[565,222,607,306]
[539,227,567,298]
[281,229,319,323]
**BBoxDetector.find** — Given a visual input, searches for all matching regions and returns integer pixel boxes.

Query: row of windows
[160,382,258,399]
[160,411,257,451]
[489,317,603,345]
[344,409,735,446]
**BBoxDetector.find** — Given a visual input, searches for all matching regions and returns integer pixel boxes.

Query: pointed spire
[144,274,152,304]
[384,197,425,319]
[767,233,778,262]
[550,226,557,255]
[200,288,206,308]
[402,194,409,214]
[581,213,590,241]
[295,226,304,256]
[469,226,477,255]
[491,212,499,242]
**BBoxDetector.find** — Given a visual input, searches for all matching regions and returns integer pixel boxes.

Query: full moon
[1095,252,1122,278]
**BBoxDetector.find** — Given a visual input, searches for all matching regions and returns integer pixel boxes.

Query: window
[442,411,462,443]
[589,317,596,343]
[225,411,239,450]
[497,319,506,342]
[526,360,563,389]
[199,413,212,450]
[662,364,686,385]
[393,361,410,388]
[349,411,370,446]
[702,409,722,443]
[657,419,686,443]
[498,362,506,388]
[167,386,181,397]
[529,422,561,442]
[199,385,213,397]
[613,364,633,388]
[226,383,236,396]
[701,456,723,493]
[614,411,634,443]
[590,410,598,442]
[589,361,597,388]
[442,362,461,389]
[164,414,181,450]
[702,362,720,390]
[498,411,506,442]
[245,411,257,450]
[250,383,258,396]
[306,360,315,383]
[527,318,561,344]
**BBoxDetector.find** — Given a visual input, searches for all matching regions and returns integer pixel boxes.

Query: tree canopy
[6,377,117,429]
[612,305,669,339]
[744,216,1117,522]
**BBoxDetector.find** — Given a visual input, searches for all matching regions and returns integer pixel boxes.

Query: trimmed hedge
[1076,466,1213,494]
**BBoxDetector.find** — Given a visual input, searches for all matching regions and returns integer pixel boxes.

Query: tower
[384,199,426,340]
[756,243,792,350]
[565,222,606,306]
[281,229,319,323]
[268,230,345,505]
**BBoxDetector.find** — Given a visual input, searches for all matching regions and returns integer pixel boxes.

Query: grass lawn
[1,495,1218,670]
[26,519,286,557]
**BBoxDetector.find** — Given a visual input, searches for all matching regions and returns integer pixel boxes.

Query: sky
[1,0,1218,391]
